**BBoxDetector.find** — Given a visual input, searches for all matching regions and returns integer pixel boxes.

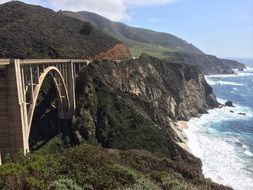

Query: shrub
[49,178,85,190]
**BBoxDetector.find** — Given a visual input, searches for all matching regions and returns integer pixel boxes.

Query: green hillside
[0,1,119,59]
[62,11,204,58]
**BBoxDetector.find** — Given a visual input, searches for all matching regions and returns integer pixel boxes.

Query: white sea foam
[245,67,253,72]
[188,68,253,189]
[219,81,244,86]
[205,68,253,79]
[184,105,253,190]
[216,97,253,117]
[207,80,245,86]
[244,150,253,157]
[204,76,243,86]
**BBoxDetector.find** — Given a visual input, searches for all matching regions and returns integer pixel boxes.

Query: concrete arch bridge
[0,59,89,163]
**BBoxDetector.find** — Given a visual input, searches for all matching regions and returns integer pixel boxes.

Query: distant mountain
[62,11,204,57]
[0,1,130,59]
[62,10,245,74]
[221,59,246,71]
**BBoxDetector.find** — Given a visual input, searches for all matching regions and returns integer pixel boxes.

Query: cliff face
[91,43,132,60]
[74,54,218,179]
[164,51,245,75]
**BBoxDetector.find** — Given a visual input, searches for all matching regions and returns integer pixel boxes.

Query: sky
[0,0,253,58]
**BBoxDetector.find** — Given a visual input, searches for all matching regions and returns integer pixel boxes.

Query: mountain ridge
[62,10,245,74]
[62,10,204,55]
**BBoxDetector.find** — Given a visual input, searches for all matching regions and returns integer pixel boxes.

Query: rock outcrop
[91,43,132,60]
[225,100,234,107]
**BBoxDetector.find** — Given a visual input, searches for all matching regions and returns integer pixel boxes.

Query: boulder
[225,100,234,107]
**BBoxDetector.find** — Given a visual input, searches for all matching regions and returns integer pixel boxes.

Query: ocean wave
[245,67,253,72]
[192,68,253,189]
[184,101,253,190]
[206,80,245,86]
[244,150,253,157]
[216,97,253,116]
[186,115,253,190]
[205,69,253,79]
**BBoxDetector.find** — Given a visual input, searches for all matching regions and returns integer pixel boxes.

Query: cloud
[0,0,12,3]
[0,0,178,21]
[49,0,179,21]
[0,0,47,6]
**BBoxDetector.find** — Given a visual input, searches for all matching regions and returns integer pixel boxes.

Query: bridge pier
[0,60,29,162]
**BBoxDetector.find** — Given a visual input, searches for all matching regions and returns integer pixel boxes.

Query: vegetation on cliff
[0,1,121,59]
[0,137,231,190]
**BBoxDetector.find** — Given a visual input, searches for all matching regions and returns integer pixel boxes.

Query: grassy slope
[62,11,203,58]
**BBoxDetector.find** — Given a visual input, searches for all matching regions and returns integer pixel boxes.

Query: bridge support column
[6,59,29,156]
[67,61,76,115]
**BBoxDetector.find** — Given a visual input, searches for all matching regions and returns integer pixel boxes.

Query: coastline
[182,68,253,190]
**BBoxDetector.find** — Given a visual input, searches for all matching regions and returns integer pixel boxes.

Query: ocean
[185,59,253,190]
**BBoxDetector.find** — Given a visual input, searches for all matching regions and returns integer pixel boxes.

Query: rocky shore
[171,121,192,153]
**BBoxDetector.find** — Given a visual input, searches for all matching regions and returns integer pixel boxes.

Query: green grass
[129,44,176,59]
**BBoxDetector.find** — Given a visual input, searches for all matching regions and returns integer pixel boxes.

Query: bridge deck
[0,59,90,66]
[0,59,10,66]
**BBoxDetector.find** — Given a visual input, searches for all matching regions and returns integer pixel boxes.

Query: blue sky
[125,0,253,58]
[1,0,252,58]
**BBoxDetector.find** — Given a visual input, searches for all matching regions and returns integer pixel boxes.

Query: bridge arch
[0,59,89,162]
[26,66,71,143]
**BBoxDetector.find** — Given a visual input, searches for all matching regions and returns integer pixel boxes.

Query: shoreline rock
[225,100,234,107]
[172,121,192,154]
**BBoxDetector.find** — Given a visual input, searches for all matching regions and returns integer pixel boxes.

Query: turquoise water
[186,63,253,190]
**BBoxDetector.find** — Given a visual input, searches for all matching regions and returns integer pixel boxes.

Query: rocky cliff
[74,54,218,178]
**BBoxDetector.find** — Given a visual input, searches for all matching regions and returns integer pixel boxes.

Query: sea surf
[185,65,253,190]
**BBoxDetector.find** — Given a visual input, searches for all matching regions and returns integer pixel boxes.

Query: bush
[49,179,85,190]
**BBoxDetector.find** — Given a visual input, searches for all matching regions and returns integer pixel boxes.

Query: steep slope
[74,54,218,166]
[0,1,131,59]
[62,11,204,56]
